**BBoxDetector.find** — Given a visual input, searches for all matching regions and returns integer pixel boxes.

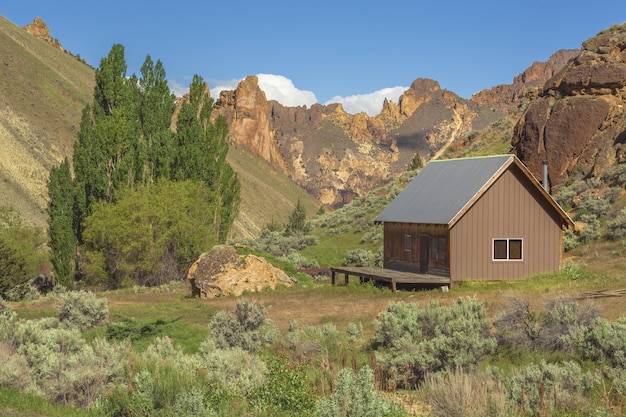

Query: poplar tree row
[47,44,240,288]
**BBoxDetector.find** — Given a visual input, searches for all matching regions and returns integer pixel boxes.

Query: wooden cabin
[374,155,573,283]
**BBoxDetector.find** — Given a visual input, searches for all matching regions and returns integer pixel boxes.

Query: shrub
[172,386,216,417]
[606,208,626,241]
[493,296,599,352]
[563,229,580,251]
[565,317,626,368]
[373,297,496,388]
[198,340,267,395]
[502,360,597,415]
[579,213,600,243]
[279,252,319,269]
[0,239,32,300]
[316,366,407,417]
[8,317,127,406]
[248,355,316,415]
[416,367,506,417]
[343,248,375,267]
[55,290,108,331]
[208,299,268,352]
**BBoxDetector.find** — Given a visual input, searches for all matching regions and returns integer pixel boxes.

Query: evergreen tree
[173,75,240,242]
[74,43,138,211]
[285,198,310,235]
[137,55,176,184]
[47,159,76,288]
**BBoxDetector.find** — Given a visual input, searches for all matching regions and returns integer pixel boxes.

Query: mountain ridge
[4,14,625,239]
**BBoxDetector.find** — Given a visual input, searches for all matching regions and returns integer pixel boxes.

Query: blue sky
[2,1,626,115]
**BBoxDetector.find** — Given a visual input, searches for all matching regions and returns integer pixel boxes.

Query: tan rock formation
[213,76,288,174]
[187,245,296,298]
[512,24,626,189]
[22,17,64,51]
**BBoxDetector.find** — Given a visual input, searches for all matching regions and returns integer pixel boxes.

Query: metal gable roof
[375,155,514,225]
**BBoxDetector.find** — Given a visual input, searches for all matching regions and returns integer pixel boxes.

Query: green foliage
[343,248,376,267]
[248,355,316,415]
[408,151,423,171]
[83,179,218,288]
[316,366,407,417]
[172,386,216,417]
[55,290,108,331]
[565,317,626,368]
[2,316,128,407]
[172,75,240,242]
[0,207,49,300]
[47,158,76,288]
[285,198,311,235]
[234,228,319,265]
[66,46,239,290]
[563,228,580,252]
[373,297,497,388]
[0,238,31,299]
[501,360,597,415]
[606,207,626,241]
[198,339,267,395]
[208,299,269,352]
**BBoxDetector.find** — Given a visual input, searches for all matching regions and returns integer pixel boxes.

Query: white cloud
[256,74,317,107]
[209,79,240,100]
[325,86,408,116]
[168,80,189,97]
[171,74,407,117]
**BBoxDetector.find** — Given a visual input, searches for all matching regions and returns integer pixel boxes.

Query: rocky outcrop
[472,49,579,106]
[214,76,481,207]
[512,24,626,189]
[22,17,64,51]
[187,245,296,298]
[214,76,288,174]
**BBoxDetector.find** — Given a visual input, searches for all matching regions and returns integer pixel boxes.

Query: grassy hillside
[0,14,95,228]
[227,146,320,239]
[0,14,318,237]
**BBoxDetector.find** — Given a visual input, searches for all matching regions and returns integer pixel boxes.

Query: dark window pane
[438,237,446,261]
[404,235,411,251]
[431,238,438,260]
[494,240,507,259]
[509,239,522,260]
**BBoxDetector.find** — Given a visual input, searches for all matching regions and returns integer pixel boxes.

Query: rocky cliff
[213,55,576,207]
[512,23,626,190]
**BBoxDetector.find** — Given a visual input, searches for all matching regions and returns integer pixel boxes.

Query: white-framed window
[492,238,523,261]
[404,235,412,251]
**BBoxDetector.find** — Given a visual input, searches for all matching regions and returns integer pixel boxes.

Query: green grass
[0,386,98,417]
[301,229,377,267]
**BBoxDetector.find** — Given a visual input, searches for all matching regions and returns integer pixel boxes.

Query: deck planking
[330,267,450,292]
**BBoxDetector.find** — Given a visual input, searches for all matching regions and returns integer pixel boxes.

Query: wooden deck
[330,267,450,292]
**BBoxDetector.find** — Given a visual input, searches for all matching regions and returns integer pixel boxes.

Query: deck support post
[344,273,349,285]
[331,270,336,285]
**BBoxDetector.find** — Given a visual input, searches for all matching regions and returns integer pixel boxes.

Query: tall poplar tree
[47,158,76,288]
[173,75,240,241]
[137,56,176,184]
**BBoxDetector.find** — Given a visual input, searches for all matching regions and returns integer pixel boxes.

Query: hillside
[0,14,94,228]
[0,15,318,237]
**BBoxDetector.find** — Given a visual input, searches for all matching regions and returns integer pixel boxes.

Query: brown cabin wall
[383,222,449,275]
[449,167,563,282]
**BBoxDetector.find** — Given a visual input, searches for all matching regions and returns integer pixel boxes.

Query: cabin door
[419,235,429,273]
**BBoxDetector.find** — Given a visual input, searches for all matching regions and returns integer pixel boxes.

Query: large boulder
[187,246,296,298]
